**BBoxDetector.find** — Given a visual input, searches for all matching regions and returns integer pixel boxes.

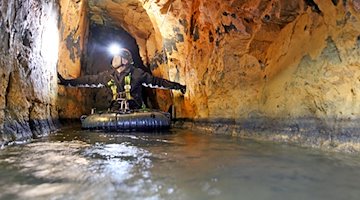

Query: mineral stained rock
[1,0,360,151]
[0,0,60,144]
[87,0,360,121]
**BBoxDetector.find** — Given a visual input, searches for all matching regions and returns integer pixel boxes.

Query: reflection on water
[1,127,360,200]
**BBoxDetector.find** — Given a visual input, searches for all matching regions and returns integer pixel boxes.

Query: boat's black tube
[81,111,171,131]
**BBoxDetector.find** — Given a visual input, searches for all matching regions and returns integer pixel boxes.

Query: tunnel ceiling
[88,0,153,39]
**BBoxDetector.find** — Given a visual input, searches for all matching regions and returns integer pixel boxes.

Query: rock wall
[85,0,360,118]
[57,0,91,119]
[261,1,360,119]
[86,0,360,150]
[121,0,360,121]
[88,0,360,119]
[138,0,360,121]
[0,0,60,145]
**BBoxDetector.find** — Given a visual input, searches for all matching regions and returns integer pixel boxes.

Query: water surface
[1,127,360,200]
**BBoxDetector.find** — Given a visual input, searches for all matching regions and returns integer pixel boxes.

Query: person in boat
[58,48,186,110]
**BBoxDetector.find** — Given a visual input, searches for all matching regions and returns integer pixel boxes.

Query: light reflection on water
[1,127,360,200]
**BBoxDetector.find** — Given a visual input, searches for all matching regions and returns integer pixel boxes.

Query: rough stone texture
[2,0,360,150]
[58,0,88,78]
[0,0,60,145]
[174,117,360,153]
[82,0,360,151]
[57,0,92,119]
[85,0,360,119]
[88,0,156,61]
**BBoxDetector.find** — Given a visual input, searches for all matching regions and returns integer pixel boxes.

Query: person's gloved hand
[175,84,186,94]
[179,85,186,94]
[57,72,67,85]
[172,83,186,94]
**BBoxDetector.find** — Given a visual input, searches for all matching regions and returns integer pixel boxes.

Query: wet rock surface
[174,117,360,152]
[0,0,60,145]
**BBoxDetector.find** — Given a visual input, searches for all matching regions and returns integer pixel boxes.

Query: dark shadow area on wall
[84,24,147,74]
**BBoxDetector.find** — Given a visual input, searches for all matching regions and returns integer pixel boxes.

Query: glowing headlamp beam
[108,44,121,55]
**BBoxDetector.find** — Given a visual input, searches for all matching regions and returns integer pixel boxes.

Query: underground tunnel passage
[1,0,360,199]
[59,24,163,114]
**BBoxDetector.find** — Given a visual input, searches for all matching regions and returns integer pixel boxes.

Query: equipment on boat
[80,93,171,131]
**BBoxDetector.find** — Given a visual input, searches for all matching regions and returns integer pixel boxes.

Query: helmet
[111,48,134,68]
[118,48,134,64]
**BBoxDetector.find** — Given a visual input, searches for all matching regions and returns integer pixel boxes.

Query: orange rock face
[58,0,88,78]
[84,0,360,121]
[57,0,93,118]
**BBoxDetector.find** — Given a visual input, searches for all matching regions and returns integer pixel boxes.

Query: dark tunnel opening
[84,24,147,74]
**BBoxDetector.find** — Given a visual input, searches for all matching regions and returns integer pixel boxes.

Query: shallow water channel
[1,127,360,200]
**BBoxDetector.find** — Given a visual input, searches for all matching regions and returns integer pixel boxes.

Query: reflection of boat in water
[80,109,171,131]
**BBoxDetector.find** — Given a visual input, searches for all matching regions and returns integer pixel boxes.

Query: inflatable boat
[80,109,171,131]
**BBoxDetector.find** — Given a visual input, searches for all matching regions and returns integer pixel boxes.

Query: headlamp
[108,44,121,55]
